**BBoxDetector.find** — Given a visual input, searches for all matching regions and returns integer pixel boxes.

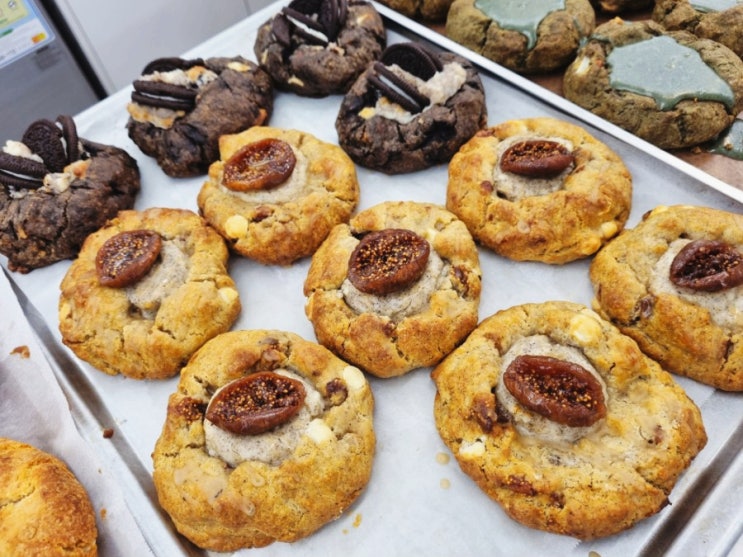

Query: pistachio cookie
[432,301,707,539]
[336,41,487,174]
[446,117,632,264]
[198,126,359,265]
[59,207,241,380]
[590,205,743,391]
[127,56,273,177]
[653,0,743,60]
[445,0,595,74]
[253,0,385,97]
[152,329,375,552]
[0,438,98,557]
[0,115,139,273]
[375,0,453,21]
[564,19,743,150]
[304,200,481,378]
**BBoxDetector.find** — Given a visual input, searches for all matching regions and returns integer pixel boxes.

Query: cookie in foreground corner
[446,117,632,264]
[432,300,707,539]
[590,204,743,391]
[0,438,98,557]
[59,207,241,380]
[152,329,375,552]
[304,200,481,378]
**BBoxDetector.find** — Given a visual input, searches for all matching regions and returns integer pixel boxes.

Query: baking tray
[3,2,743,555]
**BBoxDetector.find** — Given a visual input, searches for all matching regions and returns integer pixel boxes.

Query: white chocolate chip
[459,439,485,457]
[342,366,366,391]
[225,214,248,238]
[218,286,239,305]
[306,418,334,444]
[569,313,602,345]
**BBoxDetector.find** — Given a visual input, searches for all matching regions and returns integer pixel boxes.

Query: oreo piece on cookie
[336,41,487,174]
[0,115,140,273]
[254,0,385,97]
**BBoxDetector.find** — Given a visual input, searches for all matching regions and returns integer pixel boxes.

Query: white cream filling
[341,248,447,321]
[218,146,310,204]
[496,335,607,445]
[363,62,467,124]
[3,140,86,199]
[492,134,574,201]
[126,239,190,319]
[650,238,743,331]
[204,369,325,467]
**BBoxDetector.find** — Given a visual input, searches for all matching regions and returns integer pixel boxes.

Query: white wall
[53,0,274,95]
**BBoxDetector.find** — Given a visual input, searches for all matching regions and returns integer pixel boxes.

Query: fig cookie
[304,200,481,378]
[253,0,386,97]
[432,301,707,540]
[653,0,743,60]
[0,115,139,273]
[0,438,98,557]
[590,205,743,391]
[335,41,487,174]
[198,126,359,266]
[152,330,375,552]
[59,207,241,380]
[563,19,743,150]
[126,56,273,177]
[446,117,632,264]
[445,0,595,74]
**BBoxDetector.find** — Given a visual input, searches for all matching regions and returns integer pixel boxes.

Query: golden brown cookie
[152,329,375,552]
[59,207,241,380]
[432,301,707,540]
[198,126,359,265]
[376,0,453,21]
[304,200,481,378]
[0,438,98,557]
[590,204,743,391]
[446,117,632,264]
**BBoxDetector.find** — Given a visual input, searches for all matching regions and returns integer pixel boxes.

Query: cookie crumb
[102,428,114,439]
[10,345,30,358]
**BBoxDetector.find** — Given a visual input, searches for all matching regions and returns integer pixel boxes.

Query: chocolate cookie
[152,329,375,551]
[253,0,386,97]
[304,200,481,378]
[59,207,241,380]
[335,41,487,174]
[563,19,743,149]
[432,301,707,539]
[126,56,273,177]
[446,118,632,264]
[590,205,743,391]
[653,0,743,59]
[0,115,140,273]
[198,126,359,265]
[0,438,98,557]
[445,0,595,74]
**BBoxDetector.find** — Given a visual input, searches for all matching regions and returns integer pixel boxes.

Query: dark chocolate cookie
[563,19,743,150]
[253,0,386,97]
[335,42,487,174]
[126,56,273,177]
[0,116,140,273]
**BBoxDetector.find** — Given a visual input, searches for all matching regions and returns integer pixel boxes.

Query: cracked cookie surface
[304,200,481,378]
[0,438,98,557]
[152,329,375,552]
[432,300,707,539]
[58,207,241,380]
[198,126,359,266]
[445,0,595,74]
[590,204,743,391]
[446,117,632,264]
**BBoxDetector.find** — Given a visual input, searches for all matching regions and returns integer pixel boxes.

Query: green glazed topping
[690,0,741,13]
[607,35,735,110]
[474,0,566,49]
[710,119,743,160]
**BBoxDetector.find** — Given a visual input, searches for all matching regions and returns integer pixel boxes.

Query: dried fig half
[669,239,743,292]
[96,229,162,288]
[205,372,307,435]
[222,138,297,192]
[503,354,606,427]
[500,140,574,179]
[347,228,430,295]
